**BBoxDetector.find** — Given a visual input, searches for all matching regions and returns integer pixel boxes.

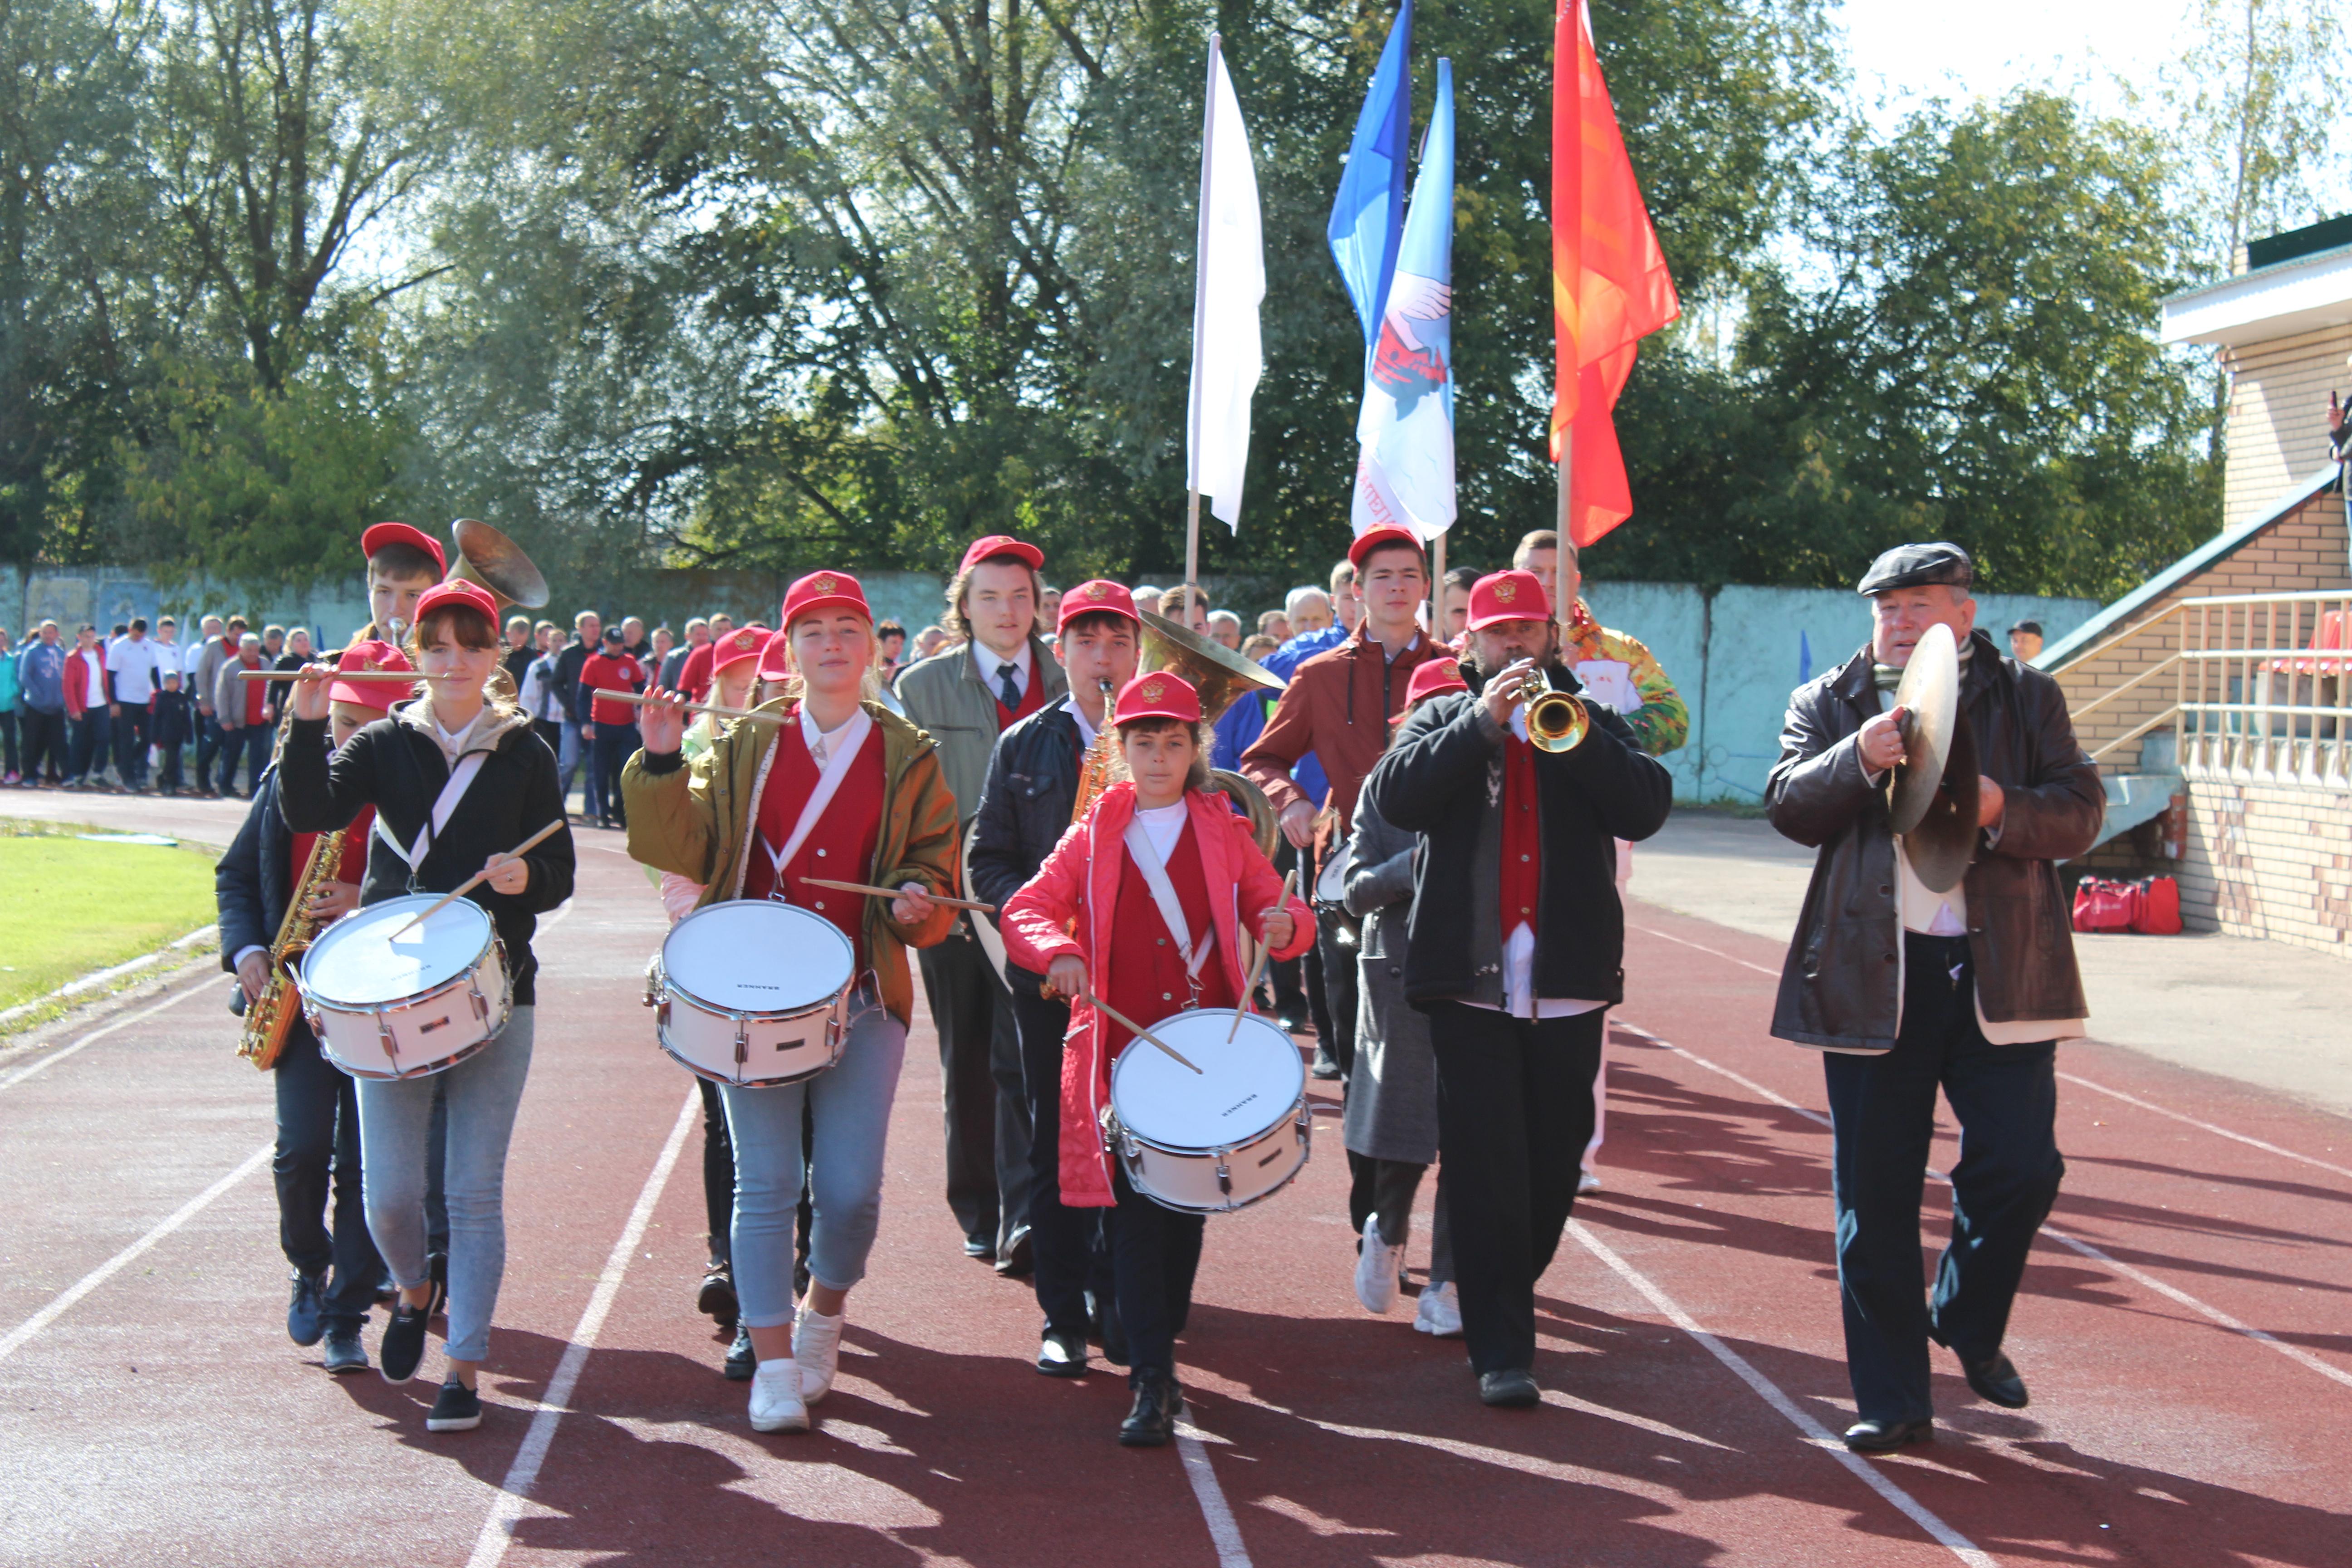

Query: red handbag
[2129,876,2183,936]
[2071,877,2134,933]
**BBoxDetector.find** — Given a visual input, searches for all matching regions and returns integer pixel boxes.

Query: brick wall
[2177,779,2352,957]
[2225,323,2352,527]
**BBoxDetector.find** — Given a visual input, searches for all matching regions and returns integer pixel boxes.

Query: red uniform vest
[1102,818,1232,1055]
[1499,733,1540,937]
[991,655,1048,731]
[294,804,374,896]
[745,716,886,965]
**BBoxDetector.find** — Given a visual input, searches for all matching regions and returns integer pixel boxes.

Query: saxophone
[235,825,348,1070]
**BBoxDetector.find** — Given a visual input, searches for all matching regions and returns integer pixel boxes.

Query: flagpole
[1555,451,1574,632]
[1430,532,1445,634]
[1185,35,1221,603]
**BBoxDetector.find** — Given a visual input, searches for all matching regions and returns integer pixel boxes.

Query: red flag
[1551,1,1678,546]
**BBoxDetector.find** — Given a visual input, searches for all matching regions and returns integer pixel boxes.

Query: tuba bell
[444,518,550,612]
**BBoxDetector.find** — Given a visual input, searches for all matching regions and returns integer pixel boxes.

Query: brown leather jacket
[1240,630,1442,835]
[1764,631,2103,1052]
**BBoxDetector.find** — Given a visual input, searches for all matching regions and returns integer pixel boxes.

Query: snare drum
[299,893,511,1080]
[1107,1009,1310,1214]
[647,900,855,1086]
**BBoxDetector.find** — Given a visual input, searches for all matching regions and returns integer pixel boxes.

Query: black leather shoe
[1118,1372,1183,1446]
[723,1322,756,1382]
[1843,1417,1933,1453]
[1478,1368,1541,1408]
[1037,1328,1089,1377]
[379,1300,431,1385]
[963,1236,995,1261]
[323,1324,369,1375]
[995,1230,1034,1278]
[287,1271,328,1347]
[697,1264,739,1328]
[1964,1353,2029,1409]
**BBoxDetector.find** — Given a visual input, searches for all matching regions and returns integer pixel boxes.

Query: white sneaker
[1578,1168,1603,1195]
[1354,1215,1402,1314]
[749,1360,809,1432]
[1414,1280,1463,1337]
[794,1304,843,1404]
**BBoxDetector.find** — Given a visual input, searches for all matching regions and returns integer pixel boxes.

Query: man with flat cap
[1765,542,2102,1453]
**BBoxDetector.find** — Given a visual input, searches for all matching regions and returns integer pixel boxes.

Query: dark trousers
[195,711,222,788]
[1011,971,1110,1336]
[1110,1166,1205,1382]
[155,736,182,792]
[273,1026,384,1326]
[1427,1001,1602,1374]
[1313,906,1359,1078]
[0,707,17,776]
[698,1077,735,1264]
[217,725,270,795]
[67,708,110,782]
[1823,932,2064,1424]
[917,925,1029,1253]
[112,702,150,787]
[19,707,63,782]
[590,722,637,824]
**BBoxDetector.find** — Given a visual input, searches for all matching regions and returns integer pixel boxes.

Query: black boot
[1119,1371,1183,1447]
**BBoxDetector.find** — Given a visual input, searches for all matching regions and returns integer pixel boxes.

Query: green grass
[0,821,221,1012]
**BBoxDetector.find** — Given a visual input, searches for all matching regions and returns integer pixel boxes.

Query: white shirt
[432,712,479,756]
[798,703,869,766]
[78,648,107,704]
[1062,693,1101,749]
[1133,801,1188,864]
[107,636,162,703]
[973,639,1033,700]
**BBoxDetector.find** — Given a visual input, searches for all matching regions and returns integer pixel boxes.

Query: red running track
[0,842,2345,1565]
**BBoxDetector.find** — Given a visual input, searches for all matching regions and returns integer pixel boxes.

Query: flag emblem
[813,574,838,594]
[1142,678,1167,702]
[1494,580,1517,603]
[1085,583,1108,600]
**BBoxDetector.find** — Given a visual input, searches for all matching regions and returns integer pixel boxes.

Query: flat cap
[1857,541,1972,596]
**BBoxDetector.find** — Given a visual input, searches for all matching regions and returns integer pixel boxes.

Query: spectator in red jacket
[576,627,647,829]
[61,624,113,789]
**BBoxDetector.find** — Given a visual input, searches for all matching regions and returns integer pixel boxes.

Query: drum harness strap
[754,708,884,1035]
[1121,819,1214,1009]
[363,735,495,1066]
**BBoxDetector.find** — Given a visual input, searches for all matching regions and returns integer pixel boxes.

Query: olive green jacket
[621,696,960,1025]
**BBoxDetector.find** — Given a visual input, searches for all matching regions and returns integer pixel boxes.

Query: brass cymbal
[1904,705,1979,893]
[1884,622,1979,892]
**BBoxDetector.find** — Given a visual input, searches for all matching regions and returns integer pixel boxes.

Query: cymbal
[1883,622,1980,892]
[1905,705,1979,892]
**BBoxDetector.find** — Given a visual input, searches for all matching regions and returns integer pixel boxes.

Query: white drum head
[304,894,492,1006]
[664,900,855,1013]
[1112,1009,1305,1152]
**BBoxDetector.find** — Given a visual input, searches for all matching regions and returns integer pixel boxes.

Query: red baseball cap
[360,521,447,577]
[779,569,872,632]
[1348,525,1424,570]
[710,623,771,676]
[1056,579,1140,631]
[756,628,797,682]
[959,534,1044,574]
[1465,570,1553,631]
[412,579,499,627]
[1397,657,1467,715]
[328,639,416,711]
[1113,670,1201,725]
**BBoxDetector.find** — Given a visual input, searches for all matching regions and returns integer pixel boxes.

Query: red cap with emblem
[1056,579,1139,631]
[1397,657,1468,716]
[412,579,499,629]
[328,639,415,711]
[360,521,448,577]
[959,534,1045,574]
[1348,525,1423,570]
[1112,670,1201,725]
[710,623,771,676]
[755,629,797,682]
[1465,569,1553,631]
[779,569,871,632]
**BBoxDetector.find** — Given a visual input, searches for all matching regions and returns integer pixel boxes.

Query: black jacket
[1362,662,1675,1009]
[553,642,590,719]
[1764,630,2102,1051]
[966,702,1086,915]
[151,688,192,750]
[279,709,575,1005]
[216,764,298,970]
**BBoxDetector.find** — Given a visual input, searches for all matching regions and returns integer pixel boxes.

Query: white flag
[1186,36,1265,532]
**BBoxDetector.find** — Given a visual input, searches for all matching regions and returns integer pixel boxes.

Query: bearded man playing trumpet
[1360,568,1673,1411]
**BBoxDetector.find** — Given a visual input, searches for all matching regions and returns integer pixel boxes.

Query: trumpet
[1517,669,1590,753]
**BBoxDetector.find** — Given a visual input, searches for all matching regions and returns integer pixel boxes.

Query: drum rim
[1109,1090,1309,1159]
[1107,1006,1307,1147]
[662,898,857,1018]
[1115,1110,1314,1214]
[302,892,496,1008]
[653,1015,843,1088]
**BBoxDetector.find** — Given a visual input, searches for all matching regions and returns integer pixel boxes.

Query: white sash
[374,752,490,872]
[761,709,874,889]
[1121,818,1214,981]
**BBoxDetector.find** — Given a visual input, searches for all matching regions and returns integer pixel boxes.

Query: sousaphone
[445,518,550,612]
[1884,622,1979,893]
[1108,609,1285,858]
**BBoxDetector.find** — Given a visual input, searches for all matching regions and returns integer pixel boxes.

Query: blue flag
[1798,629,1813,684]
[1327,1,1413,345]
[1351,56,1455,540]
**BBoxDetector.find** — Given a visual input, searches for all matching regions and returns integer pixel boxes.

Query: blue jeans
[354,1007,535,1364]
[555,720,583,809]
[721,1005,908,1326]
[216,725,270,795]
[66,708,110,782]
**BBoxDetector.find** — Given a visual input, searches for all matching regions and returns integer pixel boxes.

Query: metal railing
[2175,591,2352,784]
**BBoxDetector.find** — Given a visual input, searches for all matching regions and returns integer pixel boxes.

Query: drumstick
[800,876,996,914]
[1229,869,1298,1043]
[593,688,787,726]
[1083,994,1203,1074]
[384,820,567,938]
[238,668,421,681]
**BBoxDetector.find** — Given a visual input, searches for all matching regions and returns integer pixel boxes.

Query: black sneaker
[425,1251,449,1320]
[379,1299,431,1384]
[426,1380,483,1432]
[1478,1367,1541,1408]
[697,1264,739,1328]
[323,1324,369,1375]
[286,1270,328,1347]
[723,1321,756,1381]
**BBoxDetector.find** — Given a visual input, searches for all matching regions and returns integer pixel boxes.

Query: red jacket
[1001,782,1314,1207]
[1240,630,1441,836]
[61,647,107,720]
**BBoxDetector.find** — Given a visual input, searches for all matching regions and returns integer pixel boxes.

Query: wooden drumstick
[384,820,567,939]
[799,876,997,914]
[593,687,787,726]
[1229,869,1298,1043]
[1084,994,1202,1074]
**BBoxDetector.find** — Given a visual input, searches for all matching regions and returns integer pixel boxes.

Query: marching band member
[1001,671,1313,1447]
[349,522,447,647]
[624,570,959,1435]
[280,580,578,1434]
[1361,570,1672,1410]
[966,580,1142,1377]
[216,641,410,1376]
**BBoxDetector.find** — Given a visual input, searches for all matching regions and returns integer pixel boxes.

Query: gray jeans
[354,1007,535,1363]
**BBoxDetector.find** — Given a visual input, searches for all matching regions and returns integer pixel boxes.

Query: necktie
[997,661,1020,709]
[809,734,828,768]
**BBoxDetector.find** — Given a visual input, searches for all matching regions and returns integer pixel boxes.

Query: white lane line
[1175,1418,1253,1568]
[1565,1220,1998,1568]
[2054,1071,2352,1182]
[0,973,235,1095]
[0,1142,272,1363]
[466,1085,700,1568]
[1632,922,1779,978]
[1622,1019,2352,1397]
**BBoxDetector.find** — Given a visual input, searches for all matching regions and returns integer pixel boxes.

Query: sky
[1841,0,2185,122]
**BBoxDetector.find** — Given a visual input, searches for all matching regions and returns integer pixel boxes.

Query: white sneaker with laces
[749,1360,809,1432]
[1414,1280,1463,1337]
[794,1304,844,1404]
[1354,1215,1403,1314]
